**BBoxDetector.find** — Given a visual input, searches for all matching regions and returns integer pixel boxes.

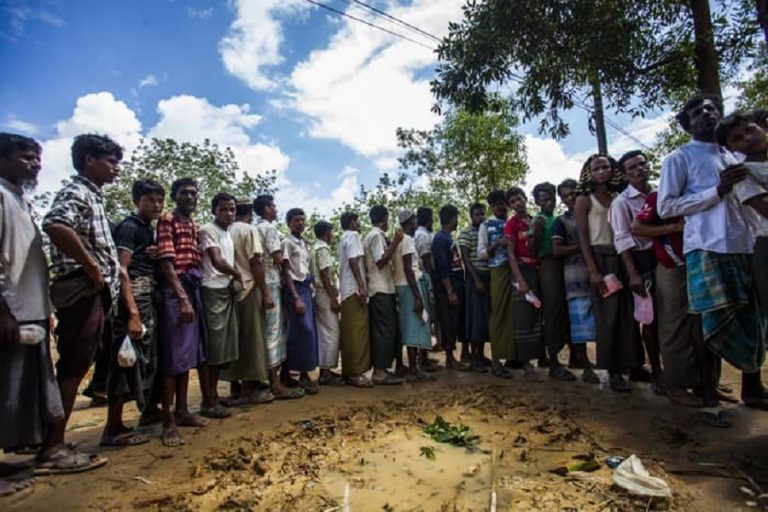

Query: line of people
[1,94,767,489]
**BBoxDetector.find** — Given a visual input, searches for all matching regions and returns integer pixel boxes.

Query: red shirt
[634,192,684,269]
[504,214,538,266]
[156,210,202,274]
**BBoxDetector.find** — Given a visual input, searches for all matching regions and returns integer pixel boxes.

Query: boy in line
[102,179,165,446]
[458,202,491,373]
[338,212,373,387]
[394,209,433,381]
[414,207,441,367]
[222,197,274,404]
[432,205,469,371]
[199,193,240,417]
[530,182,575,381]
[43,133,123,468]
[282,208,320,394]
[364,205,405,385]
[551,179,600,383]
[312,220,344,386]
[155,178,209,446]
[504,187,544,379]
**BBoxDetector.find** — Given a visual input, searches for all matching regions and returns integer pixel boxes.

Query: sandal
[199,404,232,419]
[491,366,514,379]
[701,407,732,428]
[275,387,305,400]
[549,365,576,382]
[582,368,601,384]
[609,373,631,393]
[248,389,276,404]
[345,376,375,388]
[372,372,404,385]
[100,430,152,447]
[318,372,346,386]
[0,477,34,496]
[406,371,435,383]
[299,379,320,395]
[34,449,108,476]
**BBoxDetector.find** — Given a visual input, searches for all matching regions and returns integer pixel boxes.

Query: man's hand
[263,291,276,310]
[145,245,159,259]
[393,228,404,245]
[356,284,367,305]
[589,269,607,296]
[534,216,546,229]
[717,164,749,197]
[474,278,486,295]
[0,305,19,345]
[84,262,106,292]
[414,296,424,318]
[179,296,194,324]
[127,313,144,340]
[295,297,306,316]
[628,272,646,297]
[331,296,340,314]
[516,280,531,296]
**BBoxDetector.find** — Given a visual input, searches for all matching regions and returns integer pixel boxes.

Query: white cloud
[138,74,159,88]
[3,115,38,135]
[276,167,360,217]
[219,0,308,91]
[187,7,214,20]
[607,113,672,156]
[286,0,460,157]
[39,92,143,193]
[1,4,65,40]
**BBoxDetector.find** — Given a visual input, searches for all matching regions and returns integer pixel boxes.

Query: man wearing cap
[394,209,433,381]
[221,197,274,404]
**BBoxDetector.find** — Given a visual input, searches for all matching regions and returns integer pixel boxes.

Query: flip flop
[0,477,34,496]
[582,369,601,384]
[275,387,305,400]
[299,380,320,395]
[100,431,152,447]
[318,373,346,386]
[549,365,577,382]
[199,405,232,419]
[609,374,631,393]
[491,367,514,379]
[33,450,108,476]
[345,376,375,388]
[701,407,732,428]
[372,372,404,385]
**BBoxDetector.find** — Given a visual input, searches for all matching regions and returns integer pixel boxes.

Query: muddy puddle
[157,385,689,511]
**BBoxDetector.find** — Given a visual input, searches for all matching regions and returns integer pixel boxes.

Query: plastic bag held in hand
[633,280,654,325]
[612,454,671,498]
[117,336,137,368]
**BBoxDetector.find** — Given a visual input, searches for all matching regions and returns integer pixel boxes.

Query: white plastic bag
[117,336,137,368]
[612,454,671,498]
[633,280,655,325]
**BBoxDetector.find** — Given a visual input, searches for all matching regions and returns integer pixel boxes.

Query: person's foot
[100,429,152,447]
[491,365,514,379]
[609,373,631,393]
[161,426,185,447]
[445,358,469,371]
[273,387,305,400]
[247,388,276,404]
[582,368,601,385]
[318,370,345,386]
[394,364,409,378]
[523,362,541,381]
[345,375,375,388]
[281,374,301,388]
[34,447,107,475]
[667,387,702,408]
[0,477,33,496]
[406,370,435,383]
[372,371,404,385]
[298,377,320,395]
[421,359,443,373]
[460,348,471,363]
[200,404,232,419]
[138,407,164,426]
[629,367,653,383]
[549,364,576,382]
[174,411,208,427]
[651,373,668,396]
[701,407,732,428]
[470,358,490,373]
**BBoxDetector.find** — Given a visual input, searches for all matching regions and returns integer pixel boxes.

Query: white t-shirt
[363,226,395,296]
[200,222,235,289]
[339,230,365,302]
[255,217,283,285]
[282,234,310,283]
[393,234,420,287]
[733,161,768,239]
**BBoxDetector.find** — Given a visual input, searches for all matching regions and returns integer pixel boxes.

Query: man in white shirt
[281,208,319,394]
[363,205,404,385]
[338,212,373,387]
[658,95,766,423]
[312,220,344,386]
[199,193,241,418]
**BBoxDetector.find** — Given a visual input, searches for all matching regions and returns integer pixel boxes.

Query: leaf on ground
[420,446,436,460]
[423,416,480,452]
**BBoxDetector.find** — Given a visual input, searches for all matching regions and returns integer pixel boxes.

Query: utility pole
[590,78,608,154]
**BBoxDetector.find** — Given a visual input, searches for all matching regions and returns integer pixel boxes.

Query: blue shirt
[432,230,462,281]
[658,140,752,254]
[477,217,508,268]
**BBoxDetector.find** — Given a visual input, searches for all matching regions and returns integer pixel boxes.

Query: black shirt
[114,214,156,279]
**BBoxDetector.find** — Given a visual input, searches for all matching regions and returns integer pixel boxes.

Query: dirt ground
[3,349,768,511]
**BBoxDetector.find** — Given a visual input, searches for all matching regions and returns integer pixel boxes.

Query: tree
[104,138,278,223]
[431,0,763,143]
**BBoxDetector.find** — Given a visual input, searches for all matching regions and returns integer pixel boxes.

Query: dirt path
[3,362,768,511]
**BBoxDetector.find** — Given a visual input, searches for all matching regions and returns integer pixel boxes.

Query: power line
[343,0,442,43]
[303,0,435,50]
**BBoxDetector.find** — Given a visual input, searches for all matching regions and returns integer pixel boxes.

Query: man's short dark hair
[211,192,236,213]
[0,133,41,159]
[71,134,123,172]
[369,205,388,225]
[714,112,753,147]
[131,179,165,204]
[505,186,526,201]
[171,177,197,200]
[676,94,723,132]
[340,211,358,230]
[286,207,305,223]
[439,204,459,225]
[469,202,485,214]
[617,150,647,171]
[236,202,253,217]
[313,220,333,239]
[557,178,578,195]
[487,189,506,205]
[532,182,555,202]
[416,207,433,227]
[253,194,274,216]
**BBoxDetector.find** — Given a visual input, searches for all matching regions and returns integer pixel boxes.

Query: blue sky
[1,0,674,214]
